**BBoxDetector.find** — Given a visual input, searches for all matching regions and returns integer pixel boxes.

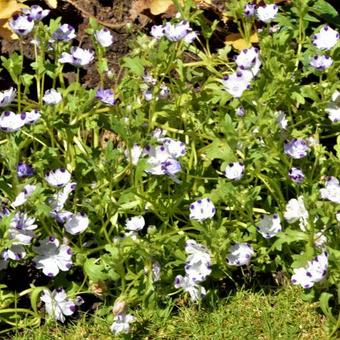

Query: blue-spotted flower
[9,14,34,36]
[312,25,339,50]
[0,88,16,107]
[12,184,36,207]
[94,28,113,47]
[227,243,254,266]
[224,162,245,180]
[189,198,215,221]
[310,55,333,70]
[59,47,94,67]
[33,237,72,277]
[288,167,305,184]
[96,88,115,106]
[284,139,310,159]
[40,288,76,323]
[52,24,76,41]
[320,176,340,204]
[0,111,26,132]
[284,196,309,231]
[9,212,37,245]
[45,168,71,187]
[64,212,89,235]
[325,91,340,123]
[256,214,282,238]
[43,89,62,104]
[125,216,145,231]
[256,4,278,23]
[111,313,135,334]
[22,5,50,20]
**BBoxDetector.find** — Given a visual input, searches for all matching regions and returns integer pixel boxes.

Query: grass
[10,285,327,340]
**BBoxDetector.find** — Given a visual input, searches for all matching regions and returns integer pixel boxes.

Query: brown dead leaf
[225,32,259,50]
[149,0,174,15]
[0,18,18,39]
[44,0,58,9]
[0,0,27,19]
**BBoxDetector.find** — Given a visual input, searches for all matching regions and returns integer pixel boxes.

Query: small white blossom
[326,90,340,123]
[225,162,245,180]
[12,184,36,207]
[189,198,216,222]
[23,109,41,125]
[59,47,94,67]
[163,21,191,41]
[284,196,309,231]
[9,212,37,245]
[50,182,76,212]
[222,70,253,98]
[23,5,50,20]
[174,275,206,301]
[244,3,256,17]
[235,47,261,76]
[291,251,328,288]
[64,212,89,235]
[125,144,143,165]
[0,111,26,132]
[150,25,164,39]
[276,111,288,129]
[288,167,305,184]
[94,28,113,47]
[125,216,145,231]
[336,211,340,222]
[33,237,72,277]
[227,243,254,266]
[9,14,34,36]
[0,88,16,107]
[312,25,339,50]
[111,313,135,334]
[43,89,62,105]
[320,176,340,204]
[256,4,279,23]
[52,24,76,41]
[40,288,76,323]
[45,168,71,187]
[314,231,327,248]
[284,139,310,159]
[256,214,282,238]
[310,55,333,70]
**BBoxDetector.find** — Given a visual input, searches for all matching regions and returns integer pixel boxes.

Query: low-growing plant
[0,0,339,336]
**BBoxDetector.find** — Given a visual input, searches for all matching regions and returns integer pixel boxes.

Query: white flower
[43,89,62,104]
[9,14,34,36]
[312,25,339,50]
[320,176,340,204]
[189,198,216,222]
[326,90,340,123]
[256,214,282,238]
[185,246,211,282]
[152,261,161,282]
[125,144,143,165]
[284,196,309,231]
[59,47,94,67]
[160,138,186,158]
[314,231,327,248]
[291,251,328,288]
[52,24,76,41]
[0,111,26,132]
[183,31,198,44]
[288,167,305,184]
[33,237,72,277]
[45,168,71,187]
[12,184,36,207]
[64,213,89,235]
[0,88,16,107]
[226,243,254,266]
[284,139,310,159]
[310,55,333,70]
[23,109,41,125]
[125,216,145,231]
[221,70,253,98]
[224,162,245,180]
[9,212,37,245]
[50,182,76,212]
[276,111,288,129]
[174,275,206,301]
[159,84,170,98]
[337,211,340,222]
[23,5,50,20]
[94,28,113,47]
[235,47,261,76]
[150,24,164,39]
[111,313,135,334]
[256,4,279,23]
[163,21,190,41]
[40,288,76,323]
[2,244,27,261]
[51,210,73,224]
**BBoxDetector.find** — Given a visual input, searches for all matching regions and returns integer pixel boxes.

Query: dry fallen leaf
[225,32,259,50]
[0,18,18,39]
[44,0,58,9]
[0,0,27,19]
[149,0,174,15]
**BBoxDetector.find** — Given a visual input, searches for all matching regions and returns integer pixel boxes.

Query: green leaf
[319,292,336,323]
[83,258,108,282]
[122,57,145,76]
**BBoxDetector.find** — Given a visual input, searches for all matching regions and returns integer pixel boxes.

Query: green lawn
[11,286,327,340]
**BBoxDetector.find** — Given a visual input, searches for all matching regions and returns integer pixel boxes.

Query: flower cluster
[291,252,328,288]
[151,20,197,43]
[174,240,211,301]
